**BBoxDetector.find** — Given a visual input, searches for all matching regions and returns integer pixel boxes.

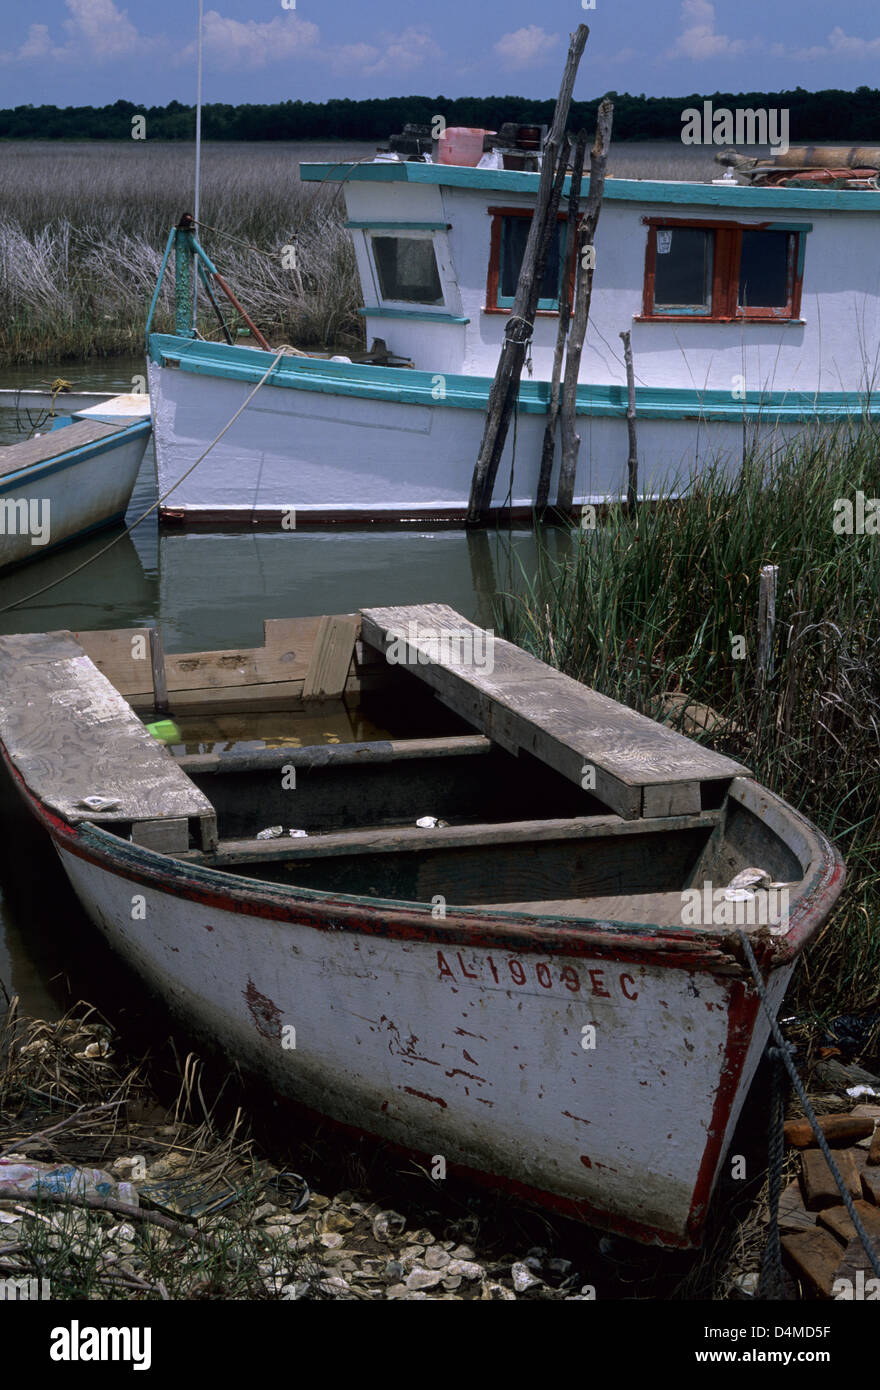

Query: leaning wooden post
[149,627,169,715]
[556,98,614,515]
[619,329,639,514]
[537,129,587,514]
[466,24,590,527]
[756,564,779,690]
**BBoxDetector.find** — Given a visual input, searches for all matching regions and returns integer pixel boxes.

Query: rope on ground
[0,346,289,616]
[737,927,880,1284]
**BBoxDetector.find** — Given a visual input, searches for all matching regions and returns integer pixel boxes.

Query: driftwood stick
[537,128,588,513]
[619,329,639,513]
[466,24,590,526]
[0,1101,122,1161]
[557,97,614,514]
[5,1189,223,1249]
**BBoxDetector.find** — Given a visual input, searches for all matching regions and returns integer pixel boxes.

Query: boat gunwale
[0,417,152,492]
[3,757,844,976]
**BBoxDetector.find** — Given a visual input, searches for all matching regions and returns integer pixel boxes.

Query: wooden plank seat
[361,603,750,821]
[0,631,216,850]
[181,808,723,867]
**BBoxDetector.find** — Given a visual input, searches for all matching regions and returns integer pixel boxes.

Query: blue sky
[2,0,880,107]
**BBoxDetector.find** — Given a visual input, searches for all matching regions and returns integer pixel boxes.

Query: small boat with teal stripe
[0,397,150,573]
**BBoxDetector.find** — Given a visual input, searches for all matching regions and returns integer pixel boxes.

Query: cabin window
[641,219,808,322]
[485,207,574,315]
[370,235,444,305]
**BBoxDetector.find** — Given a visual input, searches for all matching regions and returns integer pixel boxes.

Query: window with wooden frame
[640,218,810,322]
[485,207,577,314]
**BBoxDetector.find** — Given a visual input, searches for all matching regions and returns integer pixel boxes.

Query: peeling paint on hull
[51,835,792,1248]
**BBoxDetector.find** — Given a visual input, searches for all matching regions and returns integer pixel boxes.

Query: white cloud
[494,26,559,70]
[793,26,880,60]
[17,24,53,61]
[184,10,320,70]
[361,28,442,76]
[1,0,153,65]
[62,0,140,60]
[0,5,437,77]
[667,0,746,59]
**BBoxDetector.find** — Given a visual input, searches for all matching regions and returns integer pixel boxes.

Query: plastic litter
[0,1159,138,1208]
[256,825,283,840]
[78,795,121,812]
[288,829,308,838]
[146,719,182,743]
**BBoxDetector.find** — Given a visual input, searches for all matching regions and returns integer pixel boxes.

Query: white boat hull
[149,356,804,524]
[55,832,790,1247]
[0,425,149,571]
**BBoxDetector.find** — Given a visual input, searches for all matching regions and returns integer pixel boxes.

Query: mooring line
[737,927,880,1285]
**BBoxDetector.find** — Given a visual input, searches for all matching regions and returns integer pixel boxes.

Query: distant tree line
[1,88,878,143]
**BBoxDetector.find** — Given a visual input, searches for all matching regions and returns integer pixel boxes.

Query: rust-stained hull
[3,766,844,1249]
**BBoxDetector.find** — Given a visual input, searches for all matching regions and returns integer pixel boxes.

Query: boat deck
[0,420,127,482]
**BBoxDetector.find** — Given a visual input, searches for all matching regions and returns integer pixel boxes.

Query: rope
[760,1044,788,1298]
[737,928,880,1283]
[0,347,289,616]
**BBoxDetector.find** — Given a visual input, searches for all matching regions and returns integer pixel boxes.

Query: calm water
[0,355,571,1016]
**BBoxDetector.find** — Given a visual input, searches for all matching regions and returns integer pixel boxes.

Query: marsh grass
[0,141,374,365]
[497,422,880,1037]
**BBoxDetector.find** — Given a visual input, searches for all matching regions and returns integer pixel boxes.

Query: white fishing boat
[0,607,845,1247]
[145,138,880,526]
[0,396,151,573]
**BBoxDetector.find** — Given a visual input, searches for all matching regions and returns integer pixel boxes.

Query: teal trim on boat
[149,333,876,423]
[0,419,152,493]
[356,306,470,324]
[302,163,880,214]
[344,221,451,231]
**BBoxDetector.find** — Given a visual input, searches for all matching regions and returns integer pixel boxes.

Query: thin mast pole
[192,0,204,331]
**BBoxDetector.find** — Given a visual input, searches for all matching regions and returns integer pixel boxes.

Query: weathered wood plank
[817,1200,880,1246]
[176,734,493,775]
[781,1228,847,1298]
[131,818,190,853]
[801,1148,863,1210]
[361,604,749,820]
[74,616,364,710]
[0,420,123,481]
[302,615,359,701]
[183,809,722,868]
[0,632,213,826]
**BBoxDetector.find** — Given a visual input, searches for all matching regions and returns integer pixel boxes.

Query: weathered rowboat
[0,396,150,572]
[0,606,844,1247]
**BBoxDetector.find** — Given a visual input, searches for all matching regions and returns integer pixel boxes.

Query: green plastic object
[146,719,182,743]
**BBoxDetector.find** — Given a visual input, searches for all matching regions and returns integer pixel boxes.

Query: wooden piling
[756,564,779,689]
[619,329,639,514]
[537,129,587,514]
[556,98,614,515]
[466,24,590,526]
[149,626,169,715]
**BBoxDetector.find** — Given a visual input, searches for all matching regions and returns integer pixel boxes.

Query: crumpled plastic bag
[0,1159,138,1208]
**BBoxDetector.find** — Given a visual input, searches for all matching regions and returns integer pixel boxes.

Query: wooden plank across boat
[0,608,845,1248]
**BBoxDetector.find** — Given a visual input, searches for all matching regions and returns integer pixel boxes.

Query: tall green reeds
[499,422,880,1032]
